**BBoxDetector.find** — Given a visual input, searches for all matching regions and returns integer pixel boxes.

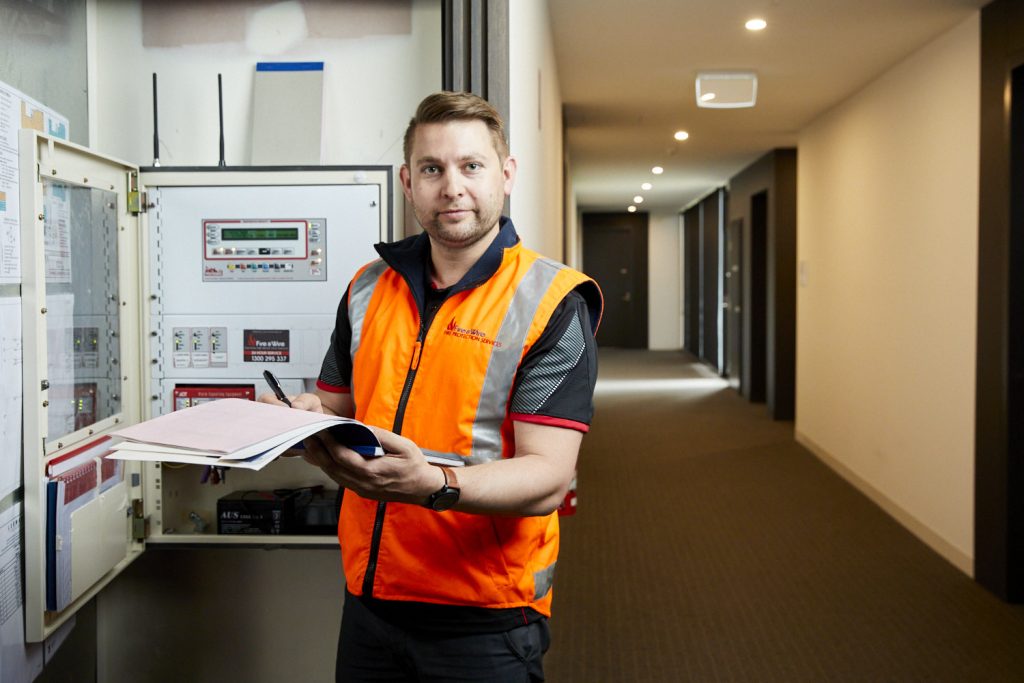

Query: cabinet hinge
[128,172,147,215]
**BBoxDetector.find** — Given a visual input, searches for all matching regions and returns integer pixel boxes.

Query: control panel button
[311,248,322,256]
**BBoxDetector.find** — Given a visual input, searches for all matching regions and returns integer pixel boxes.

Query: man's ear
[399,164,414,201]
[502,155,517,196]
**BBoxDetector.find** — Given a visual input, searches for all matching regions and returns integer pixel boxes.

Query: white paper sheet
[43,186,71,284]
[0,503,44,683]
[0,299,21,500]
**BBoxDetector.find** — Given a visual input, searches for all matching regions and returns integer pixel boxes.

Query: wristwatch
[426,466,460,511]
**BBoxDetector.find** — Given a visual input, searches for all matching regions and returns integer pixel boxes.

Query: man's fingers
[301,434,367,488]
[289,393,323,412]
[366,426,418,456]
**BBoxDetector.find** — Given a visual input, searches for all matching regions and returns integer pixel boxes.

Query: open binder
[107,398,465,469]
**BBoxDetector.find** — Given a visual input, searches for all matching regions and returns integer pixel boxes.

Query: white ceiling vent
[695,72,758,109]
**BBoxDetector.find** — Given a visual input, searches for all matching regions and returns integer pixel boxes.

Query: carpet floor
[545,349,1024,682]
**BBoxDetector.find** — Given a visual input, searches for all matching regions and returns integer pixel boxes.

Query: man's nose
[442,172,464,197]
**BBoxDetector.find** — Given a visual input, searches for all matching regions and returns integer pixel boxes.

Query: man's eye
[466,162,481,171]
[422,166,440,174]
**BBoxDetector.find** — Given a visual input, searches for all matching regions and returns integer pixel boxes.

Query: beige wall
[509,0,565,260]
[565,164,582,269]
[93,0,441,235]
[649,211,683,349]
[795,14,979,572]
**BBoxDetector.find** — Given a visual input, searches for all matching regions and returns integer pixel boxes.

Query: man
[262,91,601,682]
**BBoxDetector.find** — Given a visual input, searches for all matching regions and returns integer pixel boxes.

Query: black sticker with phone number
[243,329,290,363]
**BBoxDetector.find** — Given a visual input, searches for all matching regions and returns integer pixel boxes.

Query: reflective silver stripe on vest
[467,258,565,465]
[422,449,466,466]
[348,260,389,361]
[534,561,556,600]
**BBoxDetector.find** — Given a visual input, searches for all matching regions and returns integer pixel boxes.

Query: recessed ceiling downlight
[745,18,767,31]
[652,166,664,175]
[674,130,689,141]
[641,182,652,191]
[627,205,637,213]
[633,196,644,203]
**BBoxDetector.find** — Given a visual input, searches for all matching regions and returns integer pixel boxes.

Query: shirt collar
[375,216,520,311]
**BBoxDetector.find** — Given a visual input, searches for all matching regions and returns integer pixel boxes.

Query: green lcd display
[221,227,300,241]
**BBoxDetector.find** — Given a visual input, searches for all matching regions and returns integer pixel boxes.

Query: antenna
[218,74,226,167]
[152,73,160,167]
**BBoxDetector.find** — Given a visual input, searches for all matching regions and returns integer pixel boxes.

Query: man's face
[400,120,516,251]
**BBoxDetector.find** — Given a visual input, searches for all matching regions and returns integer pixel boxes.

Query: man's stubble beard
[417,202,502,250]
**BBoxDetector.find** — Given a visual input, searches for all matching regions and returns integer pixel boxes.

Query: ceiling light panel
[696,72,758,108]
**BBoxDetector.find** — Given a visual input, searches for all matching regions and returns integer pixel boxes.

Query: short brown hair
[403,91,509,164]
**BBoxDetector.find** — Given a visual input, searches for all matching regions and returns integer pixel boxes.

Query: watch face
[430,489,459,511]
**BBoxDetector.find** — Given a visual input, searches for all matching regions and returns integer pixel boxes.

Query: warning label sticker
[243,329,290,363]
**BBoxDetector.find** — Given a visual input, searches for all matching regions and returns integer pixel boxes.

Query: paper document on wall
[0,78,70,284]
[0,299,22,499]
[0,503,44,682]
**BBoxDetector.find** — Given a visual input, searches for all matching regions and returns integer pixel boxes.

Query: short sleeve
[508,289,598,432]
[317,286,353,394]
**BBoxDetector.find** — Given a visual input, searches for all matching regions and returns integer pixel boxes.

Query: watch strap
[426,466,461,510]
[440,466,459,491]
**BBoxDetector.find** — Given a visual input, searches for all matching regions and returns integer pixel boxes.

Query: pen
[263,369,292,407]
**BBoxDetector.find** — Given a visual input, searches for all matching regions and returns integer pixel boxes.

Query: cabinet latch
[131,499,149,540]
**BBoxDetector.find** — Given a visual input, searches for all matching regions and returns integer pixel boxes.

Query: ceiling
[548,0,987,213]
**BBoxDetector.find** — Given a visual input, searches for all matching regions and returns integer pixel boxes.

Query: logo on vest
[444,318,503,348]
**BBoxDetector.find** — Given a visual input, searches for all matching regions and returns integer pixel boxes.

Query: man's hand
[301,426,444,506]
[256,391,325,413]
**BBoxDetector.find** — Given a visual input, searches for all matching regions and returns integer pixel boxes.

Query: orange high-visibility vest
[341,239,599,616]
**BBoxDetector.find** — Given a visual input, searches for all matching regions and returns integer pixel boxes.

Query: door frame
[976,24,1024,601]
[724,217,744,390]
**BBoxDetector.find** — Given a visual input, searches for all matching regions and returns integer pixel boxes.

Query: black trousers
[336,592,550,683]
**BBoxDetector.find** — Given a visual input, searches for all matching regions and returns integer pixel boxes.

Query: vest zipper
[362,302,439,598]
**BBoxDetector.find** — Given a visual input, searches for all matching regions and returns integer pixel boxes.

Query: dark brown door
[724,218,743,390]
[582,212,648,348]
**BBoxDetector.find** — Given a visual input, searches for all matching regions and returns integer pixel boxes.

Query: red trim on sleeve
[509,412,590,433]
[316,379,351,394]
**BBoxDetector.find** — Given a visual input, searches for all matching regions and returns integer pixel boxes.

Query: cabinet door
[20,130,145,642]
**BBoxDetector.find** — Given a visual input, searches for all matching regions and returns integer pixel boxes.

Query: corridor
[547,349,1024,682]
